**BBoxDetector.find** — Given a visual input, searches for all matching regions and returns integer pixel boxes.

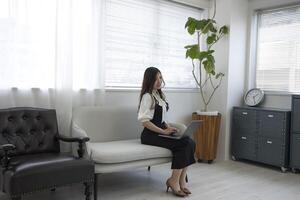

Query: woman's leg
[178,167,192,194]
[179,167,188,188]
[141,132,195,192]
[167,169,182,191]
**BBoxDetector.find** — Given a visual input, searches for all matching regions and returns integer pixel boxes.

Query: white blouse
[138,90,168,124]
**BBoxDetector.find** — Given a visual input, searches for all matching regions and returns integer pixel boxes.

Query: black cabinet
[292,96,300,134]
[290,135,300,170]
[290,95,300,171]
[231,107,290,172]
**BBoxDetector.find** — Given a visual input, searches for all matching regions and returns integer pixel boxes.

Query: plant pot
[192,112,221,163]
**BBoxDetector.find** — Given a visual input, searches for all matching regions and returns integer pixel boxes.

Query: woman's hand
[163,127,179,135]
[142,121,178,135]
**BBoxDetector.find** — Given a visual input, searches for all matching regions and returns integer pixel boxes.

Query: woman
[137,67,196,197]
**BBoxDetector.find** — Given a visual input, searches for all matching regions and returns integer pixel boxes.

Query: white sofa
[71,106,186,199]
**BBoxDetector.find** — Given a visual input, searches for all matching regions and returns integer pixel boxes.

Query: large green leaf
[185,17,195,28]
[207,34,217,44]
[216,72,225,79]
[188,23,196,35]
[202,19,215,34]
[203,59,215,74]
[207,55,215,63]
[185,45,200,59]
[219,25,229,34]
[199,51,208,60]
[184,44,196,49]
[198,50,215,61]
[195,19,207,30]
[210,25,217,33]
[203,60,211,73]
[185,17,197,35]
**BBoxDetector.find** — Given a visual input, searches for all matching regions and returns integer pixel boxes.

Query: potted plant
[184,1,229,163]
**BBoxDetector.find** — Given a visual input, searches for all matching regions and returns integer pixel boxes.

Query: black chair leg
[84,182,92,200]
[94,174,98,200]
[148,166,151,171]
[185,174,188,183]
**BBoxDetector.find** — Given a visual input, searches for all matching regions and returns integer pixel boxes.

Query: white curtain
[0,0,105,149]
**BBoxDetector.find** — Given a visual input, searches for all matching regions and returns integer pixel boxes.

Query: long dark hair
[138,67,168,111]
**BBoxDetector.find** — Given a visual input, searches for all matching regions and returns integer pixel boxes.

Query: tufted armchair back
[0,107,60,157]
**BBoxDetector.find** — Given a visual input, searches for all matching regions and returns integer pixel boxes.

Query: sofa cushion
[88,139,172,164]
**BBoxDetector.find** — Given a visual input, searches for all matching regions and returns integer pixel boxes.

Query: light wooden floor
[1,160,300,200]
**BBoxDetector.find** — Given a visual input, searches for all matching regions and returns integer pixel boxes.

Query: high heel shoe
[180,187,192,195]
[166,179,186,197]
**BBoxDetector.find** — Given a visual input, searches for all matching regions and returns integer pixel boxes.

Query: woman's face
[153,72,163,90]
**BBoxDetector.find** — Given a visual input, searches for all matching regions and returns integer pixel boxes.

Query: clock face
[244,88,264,106]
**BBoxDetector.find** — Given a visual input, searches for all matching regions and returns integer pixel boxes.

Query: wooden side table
[192,112,221,163]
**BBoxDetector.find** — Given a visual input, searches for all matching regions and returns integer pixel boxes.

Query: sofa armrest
[0,144,16,169]
[168,122,187,134]
[56,135,89,158]
[71,122,91,158]
[72,122,89,138]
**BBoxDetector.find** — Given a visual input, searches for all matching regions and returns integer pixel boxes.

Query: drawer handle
[241,136,247,140]
[267,114,274,118]
[267,140,273,144]
[242,112,248,115]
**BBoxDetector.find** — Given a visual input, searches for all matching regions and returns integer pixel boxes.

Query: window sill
[105,87,200,93]
[263,90,300,96]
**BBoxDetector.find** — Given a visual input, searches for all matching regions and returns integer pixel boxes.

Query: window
[255,5,300,92]
[104,0,202,89]
[0,0,57,89]
[0,0,102,90]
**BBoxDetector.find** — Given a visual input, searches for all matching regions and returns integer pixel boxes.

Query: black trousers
[141,129,196,169]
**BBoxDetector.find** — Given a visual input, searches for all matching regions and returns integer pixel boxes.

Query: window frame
[103,0,209,91]
[250,3,300,96]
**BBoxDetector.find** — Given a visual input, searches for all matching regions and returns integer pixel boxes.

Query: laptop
[159,120,202,139]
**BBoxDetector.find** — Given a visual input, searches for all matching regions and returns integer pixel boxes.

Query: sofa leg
[148,166,151,171]
[84,182,92,200]
[185,174,188,183]
[94,174,98,200]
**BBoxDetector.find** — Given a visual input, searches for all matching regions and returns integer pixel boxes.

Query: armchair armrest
[0,144,16,169]
[56,135,90,158]
[57,135,89,143]
[0,144,16,152]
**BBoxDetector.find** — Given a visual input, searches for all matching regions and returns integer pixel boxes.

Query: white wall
[207,0,249,161]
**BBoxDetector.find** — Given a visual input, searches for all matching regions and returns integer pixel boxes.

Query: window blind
[104,0,202,88]
[256,5,300,92]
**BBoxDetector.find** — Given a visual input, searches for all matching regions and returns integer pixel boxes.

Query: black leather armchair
[0,107,95,200]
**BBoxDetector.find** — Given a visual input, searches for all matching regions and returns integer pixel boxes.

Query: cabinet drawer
[232,135,256,161]
[257,137,284,166]
[233,109,256,136]
[292,97,300,133]
[291,134,300,168]
[258,111,285,138]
